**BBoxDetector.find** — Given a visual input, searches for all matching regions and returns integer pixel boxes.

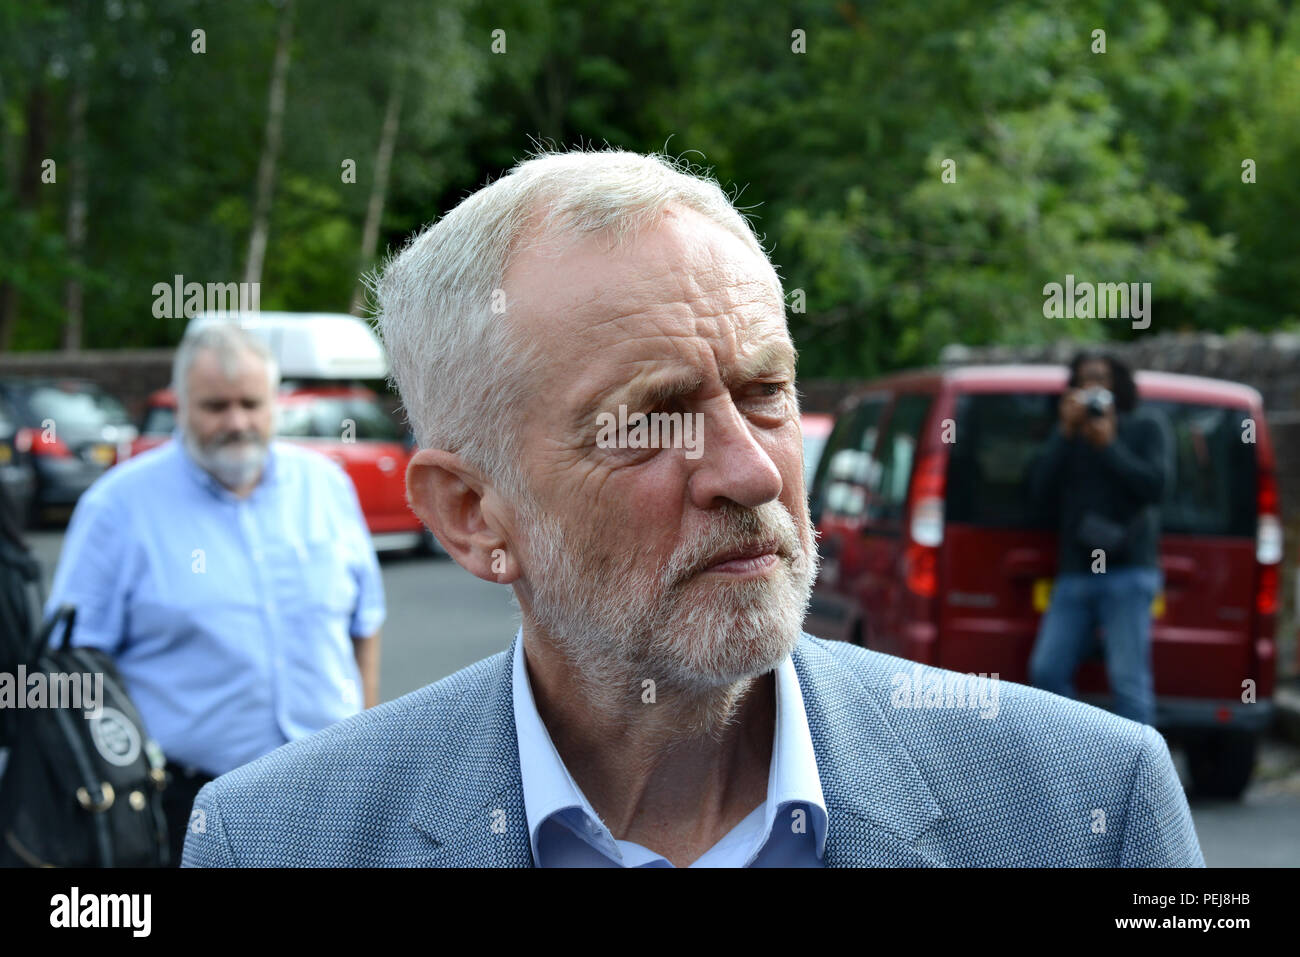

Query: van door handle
[1002,548,1054,581]
[1159,555,1197,587]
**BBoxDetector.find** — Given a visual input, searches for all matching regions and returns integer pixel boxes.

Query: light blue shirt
[511,630,828,867]
[44,437,386,776]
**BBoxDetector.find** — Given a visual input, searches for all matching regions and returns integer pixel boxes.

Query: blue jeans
[1028,567,1161,726]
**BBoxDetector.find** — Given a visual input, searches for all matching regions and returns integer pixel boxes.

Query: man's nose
[221,405,252,434]
[686,400,784,510]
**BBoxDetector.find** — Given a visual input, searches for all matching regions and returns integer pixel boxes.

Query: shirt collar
[174,428,279,500]
[511,628,828,867]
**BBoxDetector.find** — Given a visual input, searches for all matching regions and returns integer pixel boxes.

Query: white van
[188,311,388,380]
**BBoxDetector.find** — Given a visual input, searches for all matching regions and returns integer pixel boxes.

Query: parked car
[806,364,1279,799]
[0,378,137,525]
[801,412,833,488]
[127,384,434,555]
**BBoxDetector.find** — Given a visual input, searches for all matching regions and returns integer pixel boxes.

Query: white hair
[370,148,781,498]
[172,322,280,420]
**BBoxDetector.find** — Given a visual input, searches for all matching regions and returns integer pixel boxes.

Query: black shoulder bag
[0,596,170,867]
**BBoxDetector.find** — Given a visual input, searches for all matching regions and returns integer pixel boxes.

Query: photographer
[1027,351,1169,726]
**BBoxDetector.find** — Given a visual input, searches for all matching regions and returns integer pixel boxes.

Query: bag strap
[30,603,77,661]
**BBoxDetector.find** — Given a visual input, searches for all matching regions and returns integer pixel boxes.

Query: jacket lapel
[792,636,948,867]
[408,637,534,867]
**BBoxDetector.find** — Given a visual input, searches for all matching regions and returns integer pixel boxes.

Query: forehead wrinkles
[576,259,783,363]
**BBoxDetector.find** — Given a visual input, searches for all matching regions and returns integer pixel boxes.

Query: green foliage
[2,0,1298,375]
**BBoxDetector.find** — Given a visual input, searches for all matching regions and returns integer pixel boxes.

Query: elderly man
[47,322,385,866]
[184,149,1202,867]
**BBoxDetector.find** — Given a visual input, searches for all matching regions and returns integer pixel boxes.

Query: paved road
[26,531,1300,867]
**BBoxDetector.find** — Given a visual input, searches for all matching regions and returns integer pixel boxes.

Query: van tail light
[1256,468,1281,616]
[905,452,946,598]
[1255,464,1280,697]
[1257,563,1279,617]
[17,427,71,458]
[1257,469,1281,563]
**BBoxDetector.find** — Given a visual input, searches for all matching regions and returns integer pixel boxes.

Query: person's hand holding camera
[1059,389,1086,438]
[1079,387,1117,447]
[1082,405,1116,447]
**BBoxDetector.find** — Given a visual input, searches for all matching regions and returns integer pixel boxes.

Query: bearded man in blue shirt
[47,322,385,866]
[184,149,1202,868]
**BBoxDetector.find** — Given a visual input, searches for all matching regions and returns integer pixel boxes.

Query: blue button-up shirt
[44,437,386,776]
[512,630,828,867]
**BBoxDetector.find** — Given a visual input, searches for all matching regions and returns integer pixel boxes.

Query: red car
[806,365,1278,799]
[127,385,437,554]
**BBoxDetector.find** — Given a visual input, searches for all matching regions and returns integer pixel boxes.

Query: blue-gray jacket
[182,633,1204,867]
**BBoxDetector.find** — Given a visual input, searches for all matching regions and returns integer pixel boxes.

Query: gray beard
[183,430,269,490]
[517,490,819,717]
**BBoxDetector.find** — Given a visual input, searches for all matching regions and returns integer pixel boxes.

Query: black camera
[1081,387,1114,418]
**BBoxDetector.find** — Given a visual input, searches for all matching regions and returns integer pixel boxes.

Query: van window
[867,394,932,523]
[945,392,1058,529]
[945,392,1257,537]
[811,396,887,521]
[1145,400,1256,537]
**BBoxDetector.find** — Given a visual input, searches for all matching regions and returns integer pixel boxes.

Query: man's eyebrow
[574,342,797,429]
[575,370,706,428]
[723,340,798,388]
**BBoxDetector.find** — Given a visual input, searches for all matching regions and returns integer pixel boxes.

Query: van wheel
[1185,729,1257,800]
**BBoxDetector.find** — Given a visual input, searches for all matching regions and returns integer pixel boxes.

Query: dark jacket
[1028,409,1169,574]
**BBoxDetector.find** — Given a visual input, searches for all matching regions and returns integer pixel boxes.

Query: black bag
[0,597,171,867]
[0,534,41,671]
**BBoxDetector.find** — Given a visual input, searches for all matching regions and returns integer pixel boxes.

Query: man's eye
[749,382,789,402]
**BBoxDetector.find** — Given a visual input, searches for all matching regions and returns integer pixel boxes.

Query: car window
[141,405,176,436]
[812,396,888,521]
[866,393,932,523]
[802,432,829,487]
[275,402,318,438]
[945,392,1257,537]
[27,385,130,429]
[275,395,402,442]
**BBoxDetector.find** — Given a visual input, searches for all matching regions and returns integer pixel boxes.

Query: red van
[806,365,1279,799]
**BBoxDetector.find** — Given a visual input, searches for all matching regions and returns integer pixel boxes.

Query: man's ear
[406,448,521,584]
